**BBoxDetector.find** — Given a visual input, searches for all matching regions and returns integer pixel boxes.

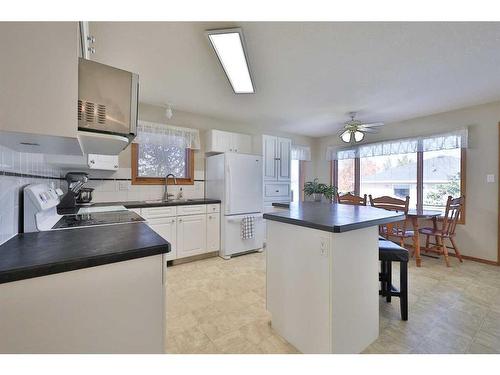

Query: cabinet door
[0,22,78,139]
[263,135,278,180]
[176,214,207,258]
[217,130,233,152]
[206,213,220,251]
[148,217,177,261]
[278,137,292,181]
[231,133,252,153]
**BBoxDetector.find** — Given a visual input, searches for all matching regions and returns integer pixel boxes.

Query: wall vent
[77,100,107,125]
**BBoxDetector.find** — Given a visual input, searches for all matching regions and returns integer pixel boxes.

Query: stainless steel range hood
[77,58,139,155]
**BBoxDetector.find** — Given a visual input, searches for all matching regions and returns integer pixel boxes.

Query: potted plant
[303,179,337,202]
[322,185,337,201]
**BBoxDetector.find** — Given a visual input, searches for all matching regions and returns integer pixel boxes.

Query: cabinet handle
[235,149,238,152]
[178,218,182,222]
[208,215,212,219]
[275,190,279,193]
[171,219,175,223]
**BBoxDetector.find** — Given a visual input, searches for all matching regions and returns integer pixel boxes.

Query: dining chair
[336,192,367,206]
[369,195,416,252]
[419,196,465,267]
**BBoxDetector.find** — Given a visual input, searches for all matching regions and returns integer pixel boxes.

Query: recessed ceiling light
[206,28,255,94]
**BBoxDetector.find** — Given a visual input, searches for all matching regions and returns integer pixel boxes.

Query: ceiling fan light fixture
[354,130,365,142]
[340,130,352,143]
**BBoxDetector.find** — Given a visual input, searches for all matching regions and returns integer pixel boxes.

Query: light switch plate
[487,174,495,183]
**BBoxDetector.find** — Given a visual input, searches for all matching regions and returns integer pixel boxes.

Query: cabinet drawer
[147,216,177,225]
[207,204,220,213]
[141,206,177,218]
[177,204,207,216]
[264,184,290,198]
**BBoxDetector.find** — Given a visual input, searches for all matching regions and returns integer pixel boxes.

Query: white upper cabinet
[231,132,252,153]
[263,135,278,180]
[206,129,252,154]
[263,135,292,204]
[277,137,292,181]
[263,135,291,182]
[0,22,81,155]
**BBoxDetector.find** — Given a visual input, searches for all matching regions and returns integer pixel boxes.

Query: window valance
[292,145,312,161]
[327,128,468,161]
[134,120,201,150]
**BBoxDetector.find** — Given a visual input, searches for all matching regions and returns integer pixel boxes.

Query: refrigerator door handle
[226,214,264,223]
[226,163,231,213]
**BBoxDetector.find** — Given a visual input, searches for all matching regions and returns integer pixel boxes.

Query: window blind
[327,128,468,160]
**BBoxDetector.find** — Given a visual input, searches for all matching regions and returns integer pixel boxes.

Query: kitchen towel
[241,216,255,240]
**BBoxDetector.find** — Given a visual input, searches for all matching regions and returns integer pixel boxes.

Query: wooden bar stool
[419,196,465,267]
[369,195,417,254]
[336,192,367,206]
[379,238,409,321]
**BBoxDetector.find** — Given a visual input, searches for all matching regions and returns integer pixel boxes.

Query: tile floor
[165,251,500,354]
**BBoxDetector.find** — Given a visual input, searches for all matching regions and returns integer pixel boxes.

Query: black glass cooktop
[52,211,145,229]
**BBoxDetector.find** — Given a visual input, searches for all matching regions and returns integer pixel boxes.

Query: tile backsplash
[84,168,205,203]
[0,145,62,245]
[0,143,206,245]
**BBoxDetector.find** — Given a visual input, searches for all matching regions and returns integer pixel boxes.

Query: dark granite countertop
[264,202,405,233]
[59,199,222,214]
[122,198,221,209]
[0,223,170,284]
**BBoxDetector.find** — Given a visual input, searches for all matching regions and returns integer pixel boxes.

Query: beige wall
[313,101,500,262]
[119,102,316,180]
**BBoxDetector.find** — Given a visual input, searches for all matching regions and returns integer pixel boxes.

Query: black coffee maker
[57,172,89,214]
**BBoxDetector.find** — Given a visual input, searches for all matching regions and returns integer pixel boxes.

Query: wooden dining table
[407,208,442,267]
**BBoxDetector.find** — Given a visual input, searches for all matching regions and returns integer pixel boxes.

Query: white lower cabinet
[176,214,207,258]
[135,204,220,261]
[206,213,221,251]
[148,217,177,261]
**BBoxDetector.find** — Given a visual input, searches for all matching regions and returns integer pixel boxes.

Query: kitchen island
[0,223,170,353]
[263,202,404,354]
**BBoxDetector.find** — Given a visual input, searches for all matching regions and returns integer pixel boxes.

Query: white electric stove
[23,183,143,232]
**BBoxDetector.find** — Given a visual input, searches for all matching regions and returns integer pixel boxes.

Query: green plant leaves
[303,178,337,200]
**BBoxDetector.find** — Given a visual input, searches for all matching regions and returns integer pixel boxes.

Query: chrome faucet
[164,174,177,201]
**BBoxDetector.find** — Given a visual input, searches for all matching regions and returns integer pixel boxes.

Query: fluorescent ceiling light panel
[207,29,255,94]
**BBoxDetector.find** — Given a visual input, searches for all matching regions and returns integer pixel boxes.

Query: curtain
[292,145,312,161]
[134,120,201,149]
[330,128,468,160]
[326,146,356,161]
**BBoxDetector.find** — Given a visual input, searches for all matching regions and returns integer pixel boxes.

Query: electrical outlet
[118,181,130,191]
[487,174,495,183]
[320,237,329,257]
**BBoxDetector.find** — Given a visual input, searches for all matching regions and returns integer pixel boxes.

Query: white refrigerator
[206,153,264,259]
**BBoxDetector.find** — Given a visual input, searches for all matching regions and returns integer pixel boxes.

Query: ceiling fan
[338,112,384,143]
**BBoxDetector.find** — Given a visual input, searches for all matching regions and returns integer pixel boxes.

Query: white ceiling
[91,22,500,138]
